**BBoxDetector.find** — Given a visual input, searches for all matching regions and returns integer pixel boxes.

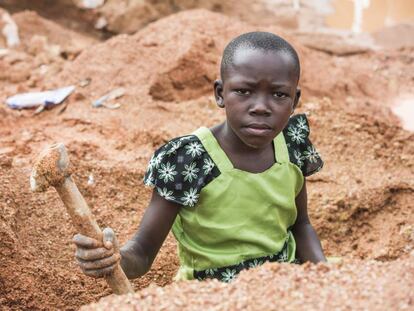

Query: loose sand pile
[82,256,414,310]
[0,4,413,311]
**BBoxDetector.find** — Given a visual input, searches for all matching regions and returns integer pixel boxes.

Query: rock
[0,154,13,168]
[295,31,373,56]
[373,23,414,50]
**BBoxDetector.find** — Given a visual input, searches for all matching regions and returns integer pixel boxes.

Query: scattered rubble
[12,10,98,56]
[0,2,413,311]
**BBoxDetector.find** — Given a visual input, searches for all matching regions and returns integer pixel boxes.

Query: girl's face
[215,48,300,149]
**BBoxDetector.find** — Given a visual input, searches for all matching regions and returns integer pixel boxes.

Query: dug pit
[0,3,413,311]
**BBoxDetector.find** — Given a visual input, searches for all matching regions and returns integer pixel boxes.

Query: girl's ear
[292,87,301,113]
[214,80,224,108]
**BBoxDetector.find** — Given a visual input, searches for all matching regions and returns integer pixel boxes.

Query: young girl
[73,32,326,284]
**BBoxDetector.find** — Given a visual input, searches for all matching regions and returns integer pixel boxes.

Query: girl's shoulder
[143,134,220,207]
[283,114,324,177]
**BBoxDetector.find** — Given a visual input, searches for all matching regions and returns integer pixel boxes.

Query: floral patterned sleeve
[283,114,324,177]
[143,135,220,207]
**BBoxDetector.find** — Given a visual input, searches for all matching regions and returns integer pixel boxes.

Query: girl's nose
[249,96,271,116]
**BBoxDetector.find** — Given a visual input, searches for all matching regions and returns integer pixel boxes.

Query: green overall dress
[172,127,304,281]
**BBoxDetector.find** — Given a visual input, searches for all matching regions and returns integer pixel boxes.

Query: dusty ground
[82,255,414,311]
[0,1,413,310]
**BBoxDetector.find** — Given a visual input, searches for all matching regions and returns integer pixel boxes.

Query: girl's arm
[73,189,180,279]
[291,180,327,263]
[120,190,180,278]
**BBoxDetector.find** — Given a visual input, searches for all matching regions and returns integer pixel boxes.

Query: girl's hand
[73,227,121,278]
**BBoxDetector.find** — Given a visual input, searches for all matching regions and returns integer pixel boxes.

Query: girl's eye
[273,92,287,98]
[235,89,251,96]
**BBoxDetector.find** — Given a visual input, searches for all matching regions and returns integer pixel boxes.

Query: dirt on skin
[0,4,413,311]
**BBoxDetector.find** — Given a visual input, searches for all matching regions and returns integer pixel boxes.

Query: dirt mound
[97,0,303,34]
[82,255,414,310]
[12,10,97,56]
[97,0,225,34]
[148,36,219,101]
[54,10,251,100]
[55,9,317,102]
[316,181,414,260]
[54,9,414,105]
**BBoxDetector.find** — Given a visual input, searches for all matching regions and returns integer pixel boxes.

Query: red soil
[0,5,413,311]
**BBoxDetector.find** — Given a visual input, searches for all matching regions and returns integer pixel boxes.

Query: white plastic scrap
[92,87,125,109]
[5,86,76,109]
[87,174,95,185]
[94,16,108,29]
[1,10,20,47]
[75,0,106,9]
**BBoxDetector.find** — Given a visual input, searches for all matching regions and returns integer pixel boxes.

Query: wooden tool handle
[56,177,134,295]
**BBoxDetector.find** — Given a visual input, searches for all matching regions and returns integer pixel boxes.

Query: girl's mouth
[243,123,273,136]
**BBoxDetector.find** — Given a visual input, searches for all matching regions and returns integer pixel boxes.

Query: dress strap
[274,131,289,163]
[193,127,233,172]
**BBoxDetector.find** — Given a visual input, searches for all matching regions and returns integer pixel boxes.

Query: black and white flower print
[181,188,199,207]
[182,162,199,182]
[143,114,323,206]
[144,135,220,207]
[193,238,298,283]
[248,259,264,269]
[287,126,306,144]
[154,151,165,168]
[278,246,289,262]
[158,162,177,183]
[296,115,309,132]
[303,145,319,163]
[166,140,182,155]
[157,187,174,201]
[144,171,155,186]
[293,149,305,168]
[205,268,218,276]
[202,158,215,175]
[185,141,204,157]
[221,268,238,283]
[283,114,324,177]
